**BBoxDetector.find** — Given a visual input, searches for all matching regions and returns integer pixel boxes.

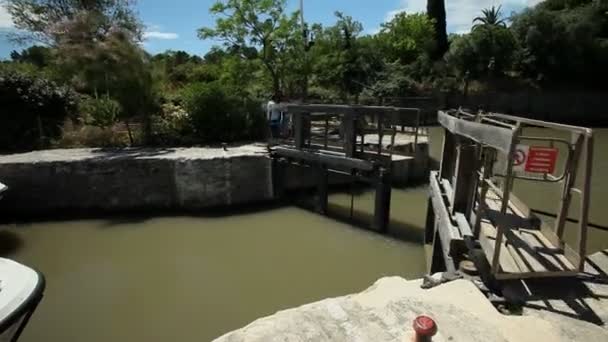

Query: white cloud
[144,31,179,40]
[385,0,544,34]
[0,3,15,29]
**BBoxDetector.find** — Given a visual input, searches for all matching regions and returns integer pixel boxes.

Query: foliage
[0,69,78,151]
[310,13,382,102]
[80,95,122,128]
[10,46,54,68]
[377,12,436,65]
[181,82,264,143]
[198,0,301,97]
[445,26,517,77]
[427,0,449,58]
[510,1,608,85]
[55,120,131,148]
[4,0,142,45]
[473,5,507,29]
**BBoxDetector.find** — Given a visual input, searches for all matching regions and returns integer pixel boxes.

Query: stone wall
[0,145,274,215]
[0,143,430,216]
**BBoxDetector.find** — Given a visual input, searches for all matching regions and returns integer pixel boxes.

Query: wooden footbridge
[426,109,596,281]
[270,103,423,232]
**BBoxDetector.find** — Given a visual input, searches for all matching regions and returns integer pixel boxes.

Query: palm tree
[472,5,507,29]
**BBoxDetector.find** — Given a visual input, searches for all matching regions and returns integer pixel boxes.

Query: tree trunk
[427,0,449,59]
[125,119,134,145]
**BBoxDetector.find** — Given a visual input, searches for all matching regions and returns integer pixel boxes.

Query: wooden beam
[316,166,328,215]
[372,169,391,233]
[451,143,478,217]
[272,147,375,171]
[438,111,514,154]
[343,113,357,158]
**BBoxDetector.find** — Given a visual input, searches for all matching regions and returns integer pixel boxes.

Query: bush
[445,26,518,77]
[55,120,131,148]
[181,82,263,143]
[0,70,78,152]
[80,95,122,128]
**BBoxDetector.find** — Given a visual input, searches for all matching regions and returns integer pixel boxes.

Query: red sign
[524,146,558,174]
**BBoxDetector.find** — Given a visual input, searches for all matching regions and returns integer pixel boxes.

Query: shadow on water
[0,201,290,228]
[0,229,23,256]
[317,201,424,244]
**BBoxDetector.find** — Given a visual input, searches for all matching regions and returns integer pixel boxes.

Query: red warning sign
[524,146,558,174]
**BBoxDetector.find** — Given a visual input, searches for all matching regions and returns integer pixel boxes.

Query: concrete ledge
[0,145,274,215]
[215,277,608,342]
[0,142,430,215]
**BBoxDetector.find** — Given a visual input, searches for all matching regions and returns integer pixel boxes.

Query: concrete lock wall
[0,144,429,216]
[0,146,275,215]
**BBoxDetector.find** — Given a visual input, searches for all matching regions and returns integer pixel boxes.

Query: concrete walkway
[215,276,608,342]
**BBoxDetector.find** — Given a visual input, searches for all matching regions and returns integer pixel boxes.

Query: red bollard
[412,315,437,342]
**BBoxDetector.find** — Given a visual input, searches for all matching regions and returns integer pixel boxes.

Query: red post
[412,315,437,342]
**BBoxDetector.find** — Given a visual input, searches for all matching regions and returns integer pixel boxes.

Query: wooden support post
[439,130,456,180]
[424,197,436,244]
[473,149,495,238]
[343,113,357,158]
[377,114,384,155]
[316,165,328,215]
[491,125,520,275]
[324,114,329,149]
[451,142,478,217]
[555,134,584,241]
[373,168,392,233]
[295,113,305,149]
[271,157,284,199]
[577,134,593,270]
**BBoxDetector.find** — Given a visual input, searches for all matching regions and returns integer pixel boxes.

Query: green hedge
[0,70,78,152]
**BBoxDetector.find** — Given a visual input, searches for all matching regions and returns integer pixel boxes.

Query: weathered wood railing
[427,109,594,280]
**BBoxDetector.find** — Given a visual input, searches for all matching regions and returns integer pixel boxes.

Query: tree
[10,46,53,68]
[310,12,382,102]
[510,1,608,85]
[445,26,517,77]
[4,0,142,45]
[473,5,507,29]
[198,0,301,97]
[427,0,449,58]
[377,12,435,65]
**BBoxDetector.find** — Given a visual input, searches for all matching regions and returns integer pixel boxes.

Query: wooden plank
[272,147,374,171]
[478,212,578,279]
[451,143,477,216]
[294,112,306,149]
[454,213,473,238]
[439,130,456,180]
[438,111,514,154]
[373,169,391,232]
[343,113,357,158]
[587,250,608,275]
[284,104,423,117]
[479,222,520,274]
[316,166,328,215]
[430,174,464,256]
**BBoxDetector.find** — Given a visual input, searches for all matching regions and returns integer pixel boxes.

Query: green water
[1,189,427,342]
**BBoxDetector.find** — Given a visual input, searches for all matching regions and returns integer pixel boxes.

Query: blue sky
[0,0,543,59]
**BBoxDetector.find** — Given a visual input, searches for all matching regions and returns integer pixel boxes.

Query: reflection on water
[2,196,425,342]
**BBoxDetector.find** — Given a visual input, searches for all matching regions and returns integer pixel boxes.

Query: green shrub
[445,26,518,77]
[55,120,131,148]
[0,70,78,152]
[80,96,122,128]
[181,82,263,143]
